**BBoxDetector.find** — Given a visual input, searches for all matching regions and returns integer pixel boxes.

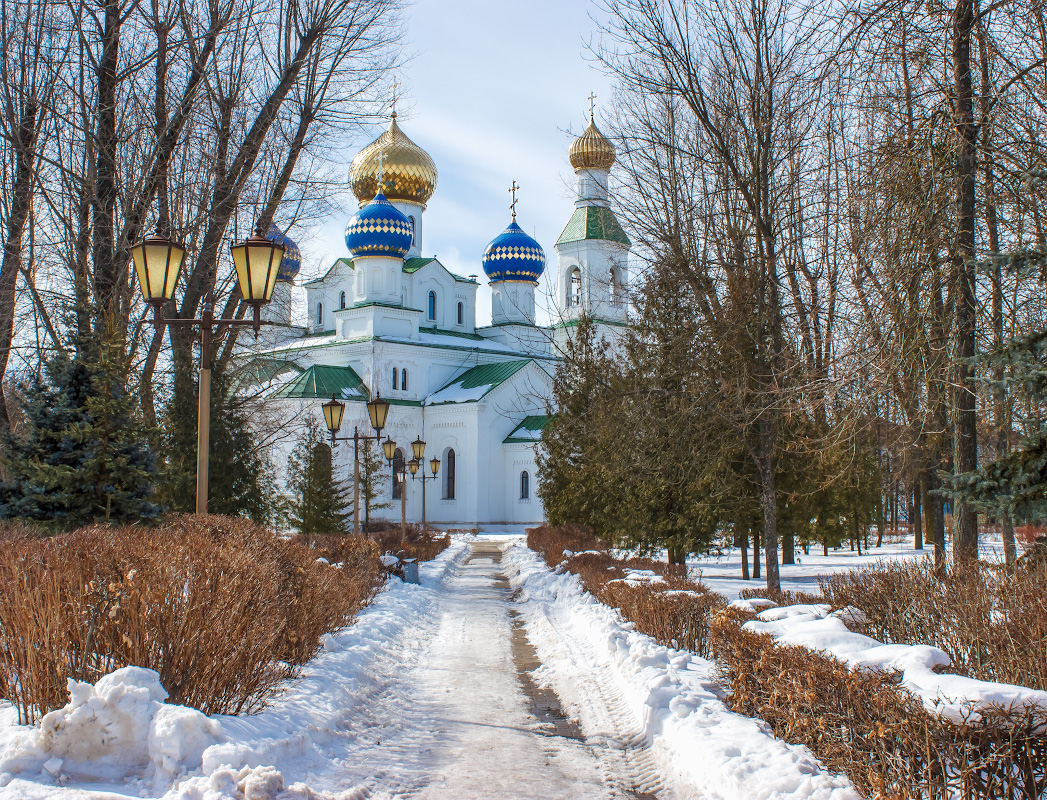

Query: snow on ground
[505,544,860,800]
[739,602,1047,722]
[686,531,1022,602]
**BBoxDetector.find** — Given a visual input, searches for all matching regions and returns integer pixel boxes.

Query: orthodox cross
[391,76,400,115]
[588,92,597,121]
[509,180,520,220]
[376,149,387,192]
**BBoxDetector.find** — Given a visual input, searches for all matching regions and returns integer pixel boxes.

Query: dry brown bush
[528,525,723,657]
[0,515,383,724]
[369,525,451,562]
[711,614,1047,799]
[818,560,1047,691]
[738,586,825,605]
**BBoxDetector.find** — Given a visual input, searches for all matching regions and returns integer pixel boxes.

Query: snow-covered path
[309,538,619,799]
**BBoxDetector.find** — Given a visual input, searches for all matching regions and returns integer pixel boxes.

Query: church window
[567,268,581,308]
[401,368,408,391]
[457,302,464,326]
[392,448,405,500]
[316,302,323,326]
[409,216,416,247]
[444,449,456,500]
[339,291,346,309]
[428,290,437,321]
[392,366,399,390]
[520,471,530,500]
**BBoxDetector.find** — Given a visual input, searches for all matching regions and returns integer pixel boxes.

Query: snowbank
[0,666,222,789]
[506,544,859,800]
[0,540,470,799]
[741,602,1047,721]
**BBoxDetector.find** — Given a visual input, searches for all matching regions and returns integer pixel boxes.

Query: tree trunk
[951,0,979,562]
[913,479,923,550]
[759,418,781,592]
[752,526,761,580]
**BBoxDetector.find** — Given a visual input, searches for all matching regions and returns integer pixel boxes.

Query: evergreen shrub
[0,515,383,724]
[818,560,1047,691]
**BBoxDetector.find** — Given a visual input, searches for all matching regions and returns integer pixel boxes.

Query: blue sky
[304,0,617,325]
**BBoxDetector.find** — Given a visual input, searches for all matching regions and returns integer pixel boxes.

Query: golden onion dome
[569,117,616,171]
[349,113,438,205]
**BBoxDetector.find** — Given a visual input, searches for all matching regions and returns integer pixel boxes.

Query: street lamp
[382,437,408,541]
[132,225,284,515]
[320,392,391,536]
[410,449,440,531]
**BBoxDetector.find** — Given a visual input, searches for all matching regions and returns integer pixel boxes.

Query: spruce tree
[0,331,160,527]
[359,436,390,523]
[287,418,352,535]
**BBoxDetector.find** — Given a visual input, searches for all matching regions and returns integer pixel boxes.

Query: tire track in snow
[518,595,669,799]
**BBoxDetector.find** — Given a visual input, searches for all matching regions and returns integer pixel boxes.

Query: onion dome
[344,192,413,259]
[349,114,438,206]
[482,221,546,284]
[569,116,616,171]
[267,224,301,282]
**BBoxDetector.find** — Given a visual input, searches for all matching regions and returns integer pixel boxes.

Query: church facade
[257,111,630,529]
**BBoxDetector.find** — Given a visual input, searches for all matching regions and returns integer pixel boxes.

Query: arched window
[392,448,405,500]
[316,302,324,326]
[520,470,530,500]
[428,290,437,321]
[567,268,581,308]
[339,290,346,309]
[408,215,416,247]
[457,302,464,326]
[444,448,456,500]
[401,368,408,391]
[392,366,399,390]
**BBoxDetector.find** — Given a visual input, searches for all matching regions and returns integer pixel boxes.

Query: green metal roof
[556,206,631,247]
[273,364,368,400]
[427,360,533,405]
[503,414,549,444]
[402,257,435,273]
[419,325,487,341]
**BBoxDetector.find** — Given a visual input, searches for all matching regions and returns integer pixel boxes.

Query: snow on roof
[503,414,549,443]
[425,360,533,406]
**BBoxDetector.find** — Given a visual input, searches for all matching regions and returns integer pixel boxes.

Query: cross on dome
[509,180,520,220]
[391,76,400,116]
[588,91,597,121]
[376,149,387,191]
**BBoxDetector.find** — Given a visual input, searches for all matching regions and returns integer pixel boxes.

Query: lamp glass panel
[248,241,283,301]
[322,398,345,433]
[367,397,390,432]
[408,459,419,475]
[430,457,440,475]
[383,438,397,461]
[411,437,425,460]
[132,240,185,302]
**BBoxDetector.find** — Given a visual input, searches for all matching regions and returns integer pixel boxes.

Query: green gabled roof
[273,364,368,400]
[402,257,436,273]
[556,206,631,247]
[402,256,477,284]
[231,358,303,393]
[427,360,533,405]
[503,414,549,444]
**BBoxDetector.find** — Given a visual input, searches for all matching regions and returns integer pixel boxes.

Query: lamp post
[382,435,409,541]
[320,392,391,536]
[405,436,439,531]
[132,225,284,515]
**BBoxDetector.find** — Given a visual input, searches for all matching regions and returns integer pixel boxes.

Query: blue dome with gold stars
[481,221,546,284]
[344,192,413,259]
[267,224,302,282]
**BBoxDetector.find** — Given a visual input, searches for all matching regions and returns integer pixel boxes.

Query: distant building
[255,110,630,529]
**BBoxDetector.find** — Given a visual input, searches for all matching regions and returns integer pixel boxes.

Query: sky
[299,0,618,326]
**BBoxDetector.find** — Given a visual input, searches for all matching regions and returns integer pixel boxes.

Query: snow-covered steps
[505,543,859,800]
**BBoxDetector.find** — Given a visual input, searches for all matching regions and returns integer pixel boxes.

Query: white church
[256,110,630,529]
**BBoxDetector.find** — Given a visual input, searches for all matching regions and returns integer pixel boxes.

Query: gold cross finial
[376,149,387,192]
[391,76,400,116]
[509,180,520,221]
[588,92,597,121]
